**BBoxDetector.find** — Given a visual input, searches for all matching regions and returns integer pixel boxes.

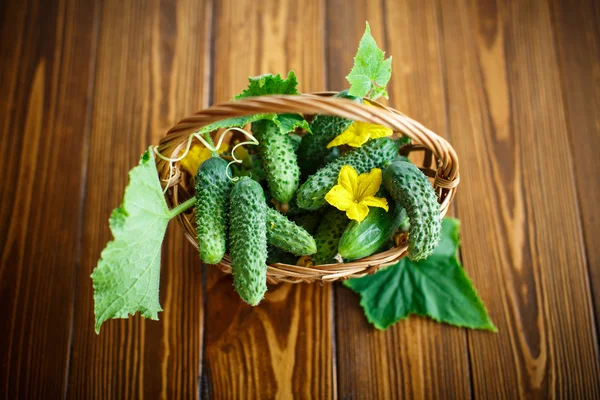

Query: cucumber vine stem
[168,197,196,218]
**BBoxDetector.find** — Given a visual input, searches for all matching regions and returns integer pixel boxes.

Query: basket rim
[156,92,459,284]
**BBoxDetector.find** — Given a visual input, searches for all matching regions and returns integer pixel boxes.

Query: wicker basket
[156,92,459,284]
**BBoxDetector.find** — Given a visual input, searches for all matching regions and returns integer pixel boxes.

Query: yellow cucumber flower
[179,143,230,175]
[327,121,393,148]
[325,165,389,222]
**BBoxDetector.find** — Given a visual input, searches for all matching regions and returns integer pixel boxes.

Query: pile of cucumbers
[193,100,441,305]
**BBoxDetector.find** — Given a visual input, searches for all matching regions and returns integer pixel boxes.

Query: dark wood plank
[67,0,211,397]
[327,1,471,398]
[0,0,99,397]
[440,0,600,397]
[550,0,600,330]
[202,1,334,398]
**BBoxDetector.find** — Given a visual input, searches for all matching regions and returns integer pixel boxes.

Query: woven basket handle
[158,93,459,209]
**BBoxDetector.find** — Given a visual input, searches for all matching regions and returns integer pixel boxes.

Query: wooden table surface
[1,0,599,398]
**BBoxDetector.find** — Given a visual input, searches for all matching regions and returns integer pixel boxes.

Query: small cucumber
[253,120,300,205]
[297,137,400,210]
[337,203,407,261]
[313,209,349,265]
[297,91,360,177]
[195,157,233,264]
[383,160,441,260]
[265,208,317,256]
[265,212,322,264]
[229,177,268,305]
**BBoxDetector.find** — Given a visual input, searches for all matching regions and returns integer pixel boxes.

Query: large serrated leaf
[344,218,496,331]
[346,22,392,100]
[92,149,170,333]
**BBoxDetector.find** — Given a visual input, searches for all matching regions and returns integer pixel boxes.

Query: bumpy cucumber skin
[297,92,359,177]
[383,161,441,260]
[265,212,322,264]
[297,137,399,210]
[195,157,233,264]
[265,208,317,256]
[338,203,407,261]
[298,116,353,177]
[229,177,268,306]
[253,120,300,205]
[313,209,349,265]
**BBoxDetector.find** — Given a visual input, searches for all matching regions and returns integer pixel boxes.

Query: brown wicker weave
[156,92,459,284]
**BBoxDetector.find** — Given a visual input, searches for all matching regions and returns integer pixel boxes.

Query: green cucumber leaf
[188,72,311,137]
[344,218,496,331]
[226,71,310,134]
[274,113,310,133]
[346,22,392,100]
[92,149,177,333]
[198,114,270,136]
[197,113,310,137]
[234,71,299,99]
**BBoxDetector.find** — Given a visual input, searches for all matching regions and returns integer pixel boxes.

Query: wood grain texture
[1,0,599,398]
[440,0,600,397]
[550,0,600,329]
[202,1,334,398]
[0,0,98,397]
[327,1,471,398]
[66,0,210,398]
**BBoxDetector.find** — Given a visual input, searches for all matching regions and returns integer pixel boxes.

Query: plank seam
[52,1,71,397]
[434,0,474,397]
[63,0,103,398]
[323,0,330,91]
[546,0,600,360]
[199,0,215,397]
[323,2,338,398]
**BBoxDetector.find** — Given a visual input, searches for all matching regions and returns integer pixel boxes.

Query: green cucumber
[265,212,322,265]
[297,91,360,177]
[253,120,300,205]
[383,160,441,260]
[195,157,233,264]
[337,203,407,261]
[229,177,268,305]
[313,209,349,265]
[297,137,400,210]
[265,208,317,256]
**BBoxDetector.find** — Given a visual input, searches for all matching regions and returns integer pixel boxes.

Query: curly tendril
[153,126,259,191]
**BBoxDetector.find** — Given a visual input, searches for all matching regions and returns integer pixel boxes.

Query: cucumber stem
[168,197,196,218]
